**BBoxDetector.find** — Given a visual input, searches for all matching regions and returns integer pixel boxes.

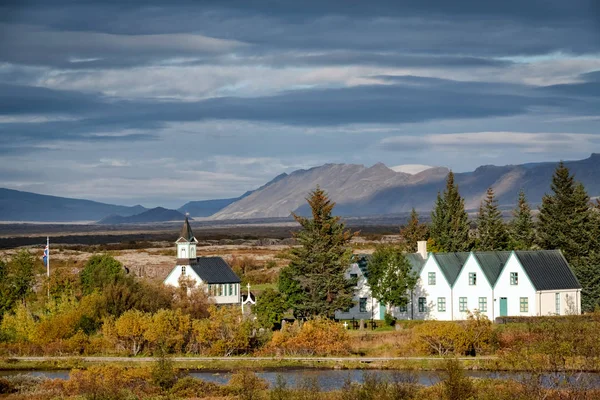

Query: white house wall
[452,254,494,320]
[407,255,452,321]
[335,262,384,320]
[164,264,202,287]
[494,253,537,317]
[538,289,581,316]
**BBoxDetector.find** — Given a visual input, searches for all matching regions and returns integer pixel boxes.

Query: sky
[1,1,600,208]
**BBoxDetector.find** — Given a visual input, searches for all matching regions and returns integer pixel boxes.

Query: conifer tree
[476,187,509,251]
[509,189,535,250]
[430,172,472,252]
[278,186,355,319]
[537,163,600,311]
[400,208,429,252]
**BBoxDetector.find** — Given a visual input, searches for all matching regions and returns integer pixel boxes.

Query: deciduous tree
[367,245,417,311]
[254,288,288,329]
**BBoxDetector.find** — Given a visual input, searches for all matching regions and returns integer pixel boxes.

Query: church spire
[179,215,195,242]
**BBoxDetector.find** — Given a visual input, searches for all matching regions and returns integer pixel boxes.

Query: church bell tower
[176,215,197,265]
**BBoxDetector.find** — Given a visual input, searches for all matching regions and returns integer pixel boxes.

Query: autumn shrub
[440,358,474,400]
[61,365,157,399]
[265,318,351,356]
[0,377,14,394]
[170,376,223,398]
[227,370,269,400]
[0,374,44,395]
[412,321,465,356]
[144,309,192,354]
[192,305,261,356]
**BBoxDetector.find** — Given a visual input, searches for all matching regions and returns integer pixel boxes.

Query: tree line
[275,162,600,319]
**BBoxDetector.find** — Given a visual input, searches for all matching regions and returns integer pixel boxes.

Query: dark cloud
[1,76,599,149]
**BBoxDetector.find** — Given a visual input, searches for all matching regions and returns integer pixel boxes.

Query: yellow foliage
[144,308,192,353]
[0,303,36,342]
[114,309,151,355]
[191,305,256,356]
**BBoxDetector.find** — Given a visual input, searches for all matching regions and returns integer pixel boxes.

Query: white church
[163,217,242,304]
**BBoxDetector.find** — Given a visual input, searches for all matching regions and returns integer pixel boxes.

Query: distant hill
[212,154,600,219]
[0,188,146,222]
[97,207,188,224]
[178,172,289,217]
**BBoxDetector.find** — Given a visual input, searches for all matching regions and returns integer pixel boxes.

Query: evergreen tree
[476,188,510,251]
[537,162,600,311]
[509,189,535,250]
[367,245,418,311]
[430,172,472,252]
[400,208,429,252]
[278,186,355,319]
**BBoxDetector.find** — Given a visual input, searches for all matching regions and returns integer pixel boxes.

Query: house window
[555,293,561,314]
[469,272,476,285]
[428,272,436,285]
[418,297,426,313]
[399,303,408,313]
[437,297,446,312]
[479,297,487,312]
[359,298,367,313]
[510,272,518,285]
[350,273,358,279]
[520,297,528,312]
[181,266,186,275]
[459,297,468,312]
[229,284,233,296]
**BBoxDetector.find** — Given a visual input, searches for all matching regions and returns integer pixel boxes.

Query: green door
[500,298,508,317]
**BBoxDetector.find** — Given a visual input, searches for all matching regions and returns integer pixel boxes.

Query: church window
[181,266,186,275]
[229,284,233,296]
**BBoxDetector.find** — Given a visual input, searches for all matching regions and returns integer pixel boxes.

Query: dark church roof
[179,216,196,242]
[514,250,581,291]
[190,257,241,284]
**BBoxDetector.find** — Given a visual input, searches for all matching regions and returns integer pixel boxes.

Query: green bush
[384,312,396,327]
[170,376,222,398]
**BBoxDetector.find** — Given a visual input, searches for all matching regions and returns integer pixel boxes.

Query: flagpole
[47,236,50,278]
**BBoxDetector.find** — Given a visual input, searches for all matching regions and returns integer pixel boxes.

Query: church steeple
[176,215,197,261]
[179,215,195,242]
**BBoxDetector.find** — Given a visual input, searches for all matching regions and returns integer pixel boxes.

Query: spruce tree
[476,187,510,251]
[537,163,596,262]
[537,163,600,311]
[509,189,535,250]
[278,186,355,319]
[430,172,472,252]
[400,208,429,252]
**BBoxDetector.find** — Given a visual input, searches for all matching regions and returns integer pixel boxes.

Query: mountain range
[97,207,188,224]
[1,154,599,222]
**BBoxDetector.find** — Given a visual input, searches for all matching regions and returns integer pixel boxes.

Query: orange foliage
[264,318,351,356]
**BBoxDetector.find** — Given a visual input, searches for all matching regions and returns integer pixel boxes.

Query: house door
[500,298,508,316]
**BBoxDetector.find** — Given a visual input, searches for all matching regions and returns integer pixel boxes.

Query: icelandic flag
[42,245,48,266]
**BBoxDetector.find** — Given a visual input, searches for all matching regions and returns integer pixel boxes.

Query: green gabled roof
[514,250,581,291]
[432,252,470,286]
[473,251,511,286]
[405,253,427,275]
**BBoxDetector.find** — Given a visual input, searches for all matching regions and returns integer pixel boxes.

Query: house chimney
[417,241,427,259]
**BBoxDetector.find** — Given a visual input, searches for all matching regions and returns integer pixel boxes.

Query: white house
[334,255,385,321]
[344,241,582,321]
[493,250,582,317]
[163,217,241,304]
